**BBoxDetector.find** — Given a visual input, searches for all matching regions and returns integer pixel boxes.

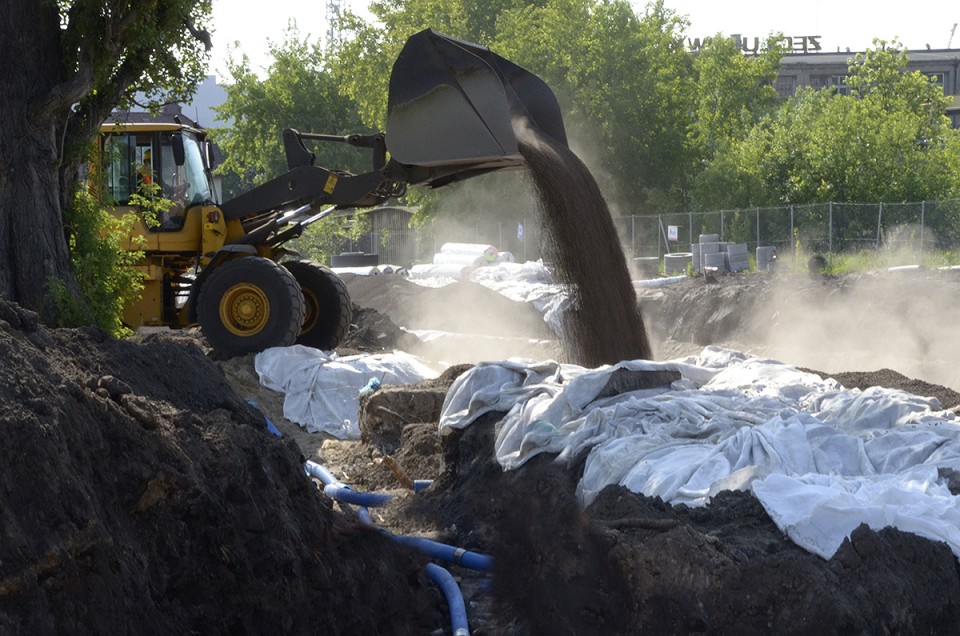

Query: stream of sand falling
[515,121,652,367]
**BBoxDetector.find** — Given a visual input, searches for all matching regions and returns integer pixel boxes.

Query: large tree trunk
[0,1,80,321]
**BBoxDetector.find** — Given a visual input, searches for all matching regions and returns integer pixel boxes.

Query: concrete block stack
[691,234,749,273]
[726,243,750,272]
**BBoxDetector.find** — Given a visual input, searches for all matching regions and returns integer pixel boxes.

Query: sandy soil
[2,268,959,634]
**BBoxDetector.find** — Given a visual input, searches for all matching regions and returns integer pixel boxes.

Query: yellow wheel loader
[99,29,567,358]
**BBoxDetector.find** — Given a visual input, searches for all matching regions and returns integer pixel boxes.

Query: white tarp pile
[255,345,441,439]
[409,243,501,281]
[331,264,408,277]
[439,346,960,559]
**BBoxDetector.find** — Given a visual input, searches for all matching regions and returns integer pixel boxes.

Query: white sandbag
[633,275,687,288]
[255,346,441,439]
[432,252,486,267]
[439,242,499,262]
[331,266,380,276]
[408,263,474,281]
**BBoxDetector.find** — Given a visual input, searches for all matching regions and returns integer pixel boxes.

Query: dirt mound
[346,274,550,339]
[338,304,424,353]
[5,263,960,634]
[402,394,960,634]
[0,299,441,635]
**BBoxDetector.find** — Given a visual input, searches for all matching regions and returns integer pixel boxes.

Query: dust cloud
[650,270,960,393]
[756,273,960,392]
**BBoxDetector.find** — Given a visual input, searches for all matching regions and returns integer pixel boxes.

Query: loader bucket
[386,29,567,176]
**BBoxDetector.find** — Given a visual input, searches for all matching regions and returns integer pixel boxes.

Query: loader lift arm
[219,28,567,227]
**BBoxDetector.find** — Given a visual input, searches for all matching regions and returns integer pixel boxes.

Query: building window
[809,75,829,90]
[774,75,797,97]
[924,72,946,92]
[831,75,852,95]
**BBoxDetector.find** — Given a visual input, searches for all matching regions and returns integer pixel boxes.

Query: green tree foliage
[694,40,960,211]
[50,189,145,336]
[1,0,212,321]
[495,0,695,212]
[690,34,785,154]
[213,26,371,198]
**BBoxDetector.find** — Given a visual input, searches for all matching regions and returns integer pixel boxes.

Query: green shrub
[50,189,144,337]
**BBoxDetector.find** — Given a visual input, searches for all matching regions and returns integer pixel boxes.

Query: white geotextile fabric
[438,346,960,559]
[255,345,440,439]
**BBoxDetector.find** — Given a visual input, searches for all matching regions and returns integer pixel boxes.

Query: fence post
[876,203,883,252]
[688,210,693,246]
[828,201,833,263]
[756,207,761,251]
[790,205,795,258]
[631,215,636,257]
[920,201,926,266]
[656,214,662,258]
[720,210,724,239]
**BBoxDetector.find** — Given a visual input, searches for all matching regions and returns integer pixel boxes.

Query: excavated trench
[3,265,960,633]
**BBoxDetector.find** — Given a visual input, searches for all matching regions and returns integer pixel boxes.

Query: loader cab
[98,120,217,231]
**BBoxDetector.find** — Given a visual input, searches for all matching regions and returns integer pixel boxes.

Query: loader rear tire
[198,257,305,358]
[283,260,352,350]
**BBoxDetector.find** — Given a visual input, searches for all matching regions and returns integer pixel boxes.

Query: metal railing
[336,198,960,269]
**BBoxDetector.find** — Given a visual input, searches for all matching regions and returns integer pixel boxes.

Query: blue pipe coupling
[305,461,392,507]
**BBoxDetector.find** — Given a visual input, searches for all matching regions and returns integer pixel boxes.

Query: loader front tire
[198,257,305,358]
[283,260,352,350]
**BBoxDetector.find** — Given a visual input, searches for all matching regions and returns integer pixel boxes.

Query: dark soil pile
[403,396,960,635]
[338,303,424,353]
[4,265,960,635]
[0,299,442,635]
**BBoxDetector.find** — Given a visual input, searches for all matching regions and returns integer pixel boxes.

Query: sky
[207,0,960,78]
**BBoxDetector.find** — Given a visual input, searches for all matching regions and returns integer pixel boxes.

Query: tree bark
[0,1,79,320]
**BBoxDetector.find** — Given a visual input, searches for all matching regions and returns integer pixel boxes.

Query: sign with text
[687,34,823,54]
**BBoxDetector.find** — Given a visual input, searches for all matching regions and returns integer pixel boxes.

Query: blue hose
[304,460,392,507]
[245,399,282,437]
[426,563,470,636]
[393,535,493,572]
[309,462,493,571]
[304,460,337,485]
[323,483,392,507]
[357,506,493,572]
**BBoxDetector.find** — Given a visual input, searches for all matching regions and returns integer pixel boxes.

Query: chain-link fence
[336,199,960,268]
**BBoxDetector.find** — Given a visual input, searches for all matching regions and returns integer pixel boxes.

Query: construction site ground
[2,267,960,634]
